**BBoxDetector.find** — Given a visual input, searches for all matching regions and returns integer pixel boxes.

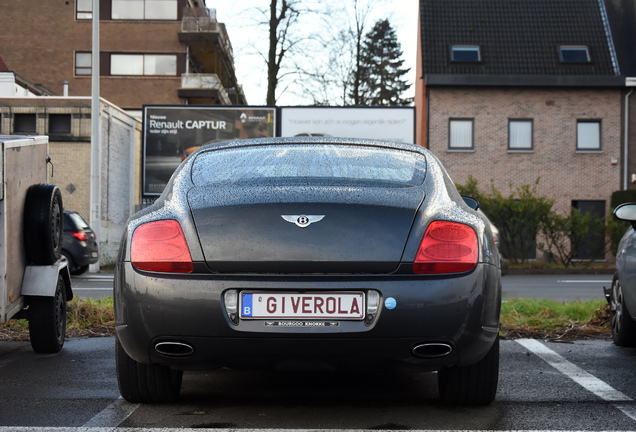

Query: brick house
[0,0,247,263]
[0,0,245,117]
[415,0,625,260]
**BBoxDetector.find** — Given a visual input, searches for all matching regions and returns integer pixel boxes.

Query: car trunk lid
[187,185,424,274]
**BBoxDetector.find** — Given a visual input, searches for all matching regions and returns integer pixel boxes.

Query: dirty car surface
[114,137,502,405]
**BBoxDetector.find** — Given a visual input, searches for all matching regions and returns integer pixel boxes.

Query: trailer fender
[21,259,73,301]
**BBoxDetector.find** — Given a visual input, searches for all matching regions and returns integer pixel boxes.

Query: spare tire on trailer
[24,184,63,265]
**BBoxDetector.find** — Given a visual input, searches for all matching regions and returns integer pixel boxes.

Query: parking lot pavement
[2,337,636,430]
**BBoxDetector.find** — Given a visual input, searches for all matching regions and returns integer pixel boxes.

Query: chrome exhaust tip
[154,341,195,357]
[412,343,453,359]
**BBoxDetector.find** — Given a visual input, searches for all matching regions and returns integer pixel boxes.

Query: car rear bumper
[65,242,99,267]
[115,262,501,370]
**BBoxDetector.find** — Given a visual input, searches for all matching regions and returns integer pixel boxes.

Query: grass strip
[0,297,612,341]
[0,296,115,341]
[500,298,610,340]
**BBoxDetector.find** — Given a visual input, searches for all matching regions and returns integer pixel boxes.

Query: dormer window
[559,45,591,63]
[451,45,481,62]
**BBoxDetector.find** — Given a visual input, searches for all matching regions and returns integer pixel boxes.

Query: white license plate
[240,292,365,320]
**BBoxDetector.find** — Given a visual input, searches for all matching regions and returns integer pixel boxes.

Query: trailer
[0,135,72,353]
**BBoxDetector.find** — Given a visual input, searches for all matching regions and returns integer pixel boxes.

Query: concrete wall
[98,102,141,264]
[0,97,141,266]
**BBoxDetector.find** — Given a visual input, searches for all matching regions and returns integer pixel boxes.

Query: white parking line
[517,338,636,421]
[82,396,140,427]
[557,280,612,284]
[72,288,113,291]
[74,274,114,280]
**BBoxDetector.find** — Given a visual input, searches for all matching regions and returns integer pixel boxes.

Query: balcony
[179,8,234,64]
[178,73,231,105]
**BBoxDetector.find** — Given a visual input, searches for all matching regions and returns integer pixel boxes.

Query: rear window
[65,212,90,230]
[191,144,427,187]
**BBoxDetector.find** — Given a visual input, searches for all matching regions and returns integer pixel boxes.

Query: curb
[504,268,615,275]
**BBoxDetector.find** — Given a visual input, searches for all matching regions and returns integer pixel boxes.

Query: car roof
[197,137,423,154]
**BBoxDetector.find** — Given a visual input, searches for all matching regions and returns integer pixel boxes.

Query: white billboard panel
[280,107,415,144]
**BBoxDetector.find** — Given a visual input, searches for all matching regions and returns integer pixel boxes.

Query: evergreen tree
[356,19,411,105]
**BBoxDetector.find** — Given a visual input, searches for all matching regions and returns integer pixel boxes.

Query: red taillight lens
[413,221,478,274]
[70,230,89,242]
[131,220,193,273]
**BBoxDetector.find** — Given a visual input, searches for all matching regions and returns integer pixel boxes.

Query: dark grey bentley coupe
[114,137,501,405]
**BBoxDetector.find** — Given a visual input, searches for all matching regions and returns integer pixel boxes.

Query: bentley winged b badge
[281,214,325,228]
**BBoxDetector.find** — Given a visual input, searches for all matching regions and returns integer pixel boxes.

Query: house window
[110,54,177,76]
[572,200,605,260]
[49,114,72,135]
[111,0,178,20]
[75,52,92,75]
[76,0,92,19]
[508,120,533,151]
[14,114,37,134]
[559,45,591,63]
[451,45,481,62]
[449,119,474,150]
[577,120,601,151]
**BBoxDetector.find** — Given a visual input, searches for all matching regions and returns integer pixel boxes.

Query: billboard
[143,105,276,196]
[279,107,415,143]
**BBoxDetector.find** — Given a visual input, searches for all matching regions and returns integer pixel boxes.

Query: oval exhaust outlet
[155,341,195,357]
[412,343,453,359]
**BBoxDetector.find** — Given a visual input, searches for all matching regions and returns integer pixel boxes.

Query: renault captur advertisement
[143,105,276,196]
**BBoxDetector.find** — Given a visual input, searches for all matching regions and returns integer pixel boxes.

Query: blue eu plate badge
[242,293,253,317]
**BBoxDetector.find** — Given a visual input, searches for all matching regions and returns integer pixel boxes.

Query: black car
[114,137,502,405]
[62,211,98,275]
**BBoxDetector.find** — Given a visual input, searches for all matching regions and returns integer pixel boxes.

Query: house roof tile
[420,0,618,78]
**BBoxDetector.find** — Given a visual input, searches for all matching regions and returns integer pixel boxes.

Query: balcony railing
[180,73,230,105]
[181,7,234,58]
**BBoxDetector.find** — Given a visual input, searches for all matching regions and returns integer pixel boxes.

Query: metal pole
[625,88,633,190]
[89,0,101,272]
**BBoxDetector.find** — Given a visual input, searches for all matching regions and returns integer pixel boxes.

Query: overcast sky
[212,1,418,106]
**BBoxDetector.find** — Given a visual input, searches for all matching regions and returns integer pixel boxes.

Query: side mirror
[461,195,479,210]
[614,202,636,229]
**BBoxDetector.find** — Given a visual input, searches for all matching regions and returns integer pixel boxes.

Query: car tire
[116,336,183,403]
[71,265,89,276]
[438,336,499,406]
[62,251,75,273]
[28,274,67,353]
[610,276,636,347]
[24,184,63,265]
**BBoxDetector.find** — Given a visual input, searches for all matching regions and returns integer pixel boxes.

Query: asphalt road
[1,337,636,430]
[72,272,613,302]
[502,273,611,302]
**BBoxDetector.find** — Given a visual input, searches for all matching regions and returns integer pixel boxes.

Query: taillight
[413,221,478,274]
[70,230,89,242]
[131,220,193,273]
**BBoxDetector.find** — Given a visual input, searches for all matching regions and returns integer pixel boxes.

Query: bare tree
[349,0,376,105]
[267,0,303,105]
[301,0,377,106]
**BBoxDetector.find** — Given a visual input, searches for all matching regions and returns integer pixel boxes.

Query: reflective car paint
[62,211,98,275]
[115,137,501,403]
